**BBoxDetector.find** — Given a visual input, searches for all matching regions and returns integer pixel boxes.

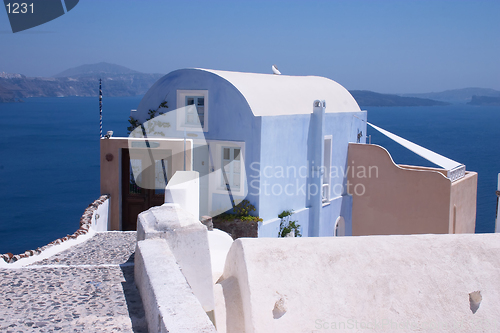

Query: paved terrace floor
[0,232,147,332]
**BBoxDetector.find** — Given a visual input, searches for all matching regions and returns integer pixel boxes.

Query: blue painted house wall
[134,68,366,237]
[256,106,366,237]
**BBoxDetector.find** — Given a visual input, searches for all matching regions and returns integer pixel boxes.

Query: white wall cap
[138,203,200,234]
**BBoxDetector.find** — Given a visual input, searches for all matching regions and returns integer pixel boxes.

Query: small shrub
[278,210,301,237]
[217,200,263,222]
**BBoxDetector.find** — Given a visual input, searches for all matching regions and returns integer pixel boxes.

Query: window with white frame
[177,90,208,132]
[221,147,241,190]
[208,141,246,197]
[185,96,205,127]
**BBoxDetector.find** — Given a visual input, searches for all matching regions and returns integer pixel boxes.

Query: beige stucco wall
[450,171,478,233]
[100,137,192,230]
[348,143,476,236]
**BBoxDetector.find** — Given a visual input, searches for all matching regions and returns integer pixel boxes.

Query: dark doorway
[121,148,171,231]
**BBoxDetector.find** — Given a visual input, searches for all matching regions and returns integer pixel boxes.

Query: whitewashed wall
[91,198,109,231]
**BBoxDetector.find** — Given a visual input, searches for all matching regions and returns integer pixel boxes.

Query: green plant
[232,199,256,217]
[278,210,301,237]
[127,116,141,135]
[217,200,263,222]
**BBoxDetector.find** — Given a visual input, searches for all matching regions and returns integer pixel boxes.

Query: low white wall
[92,198,109,231]
[219,233,500,333]
[135,239,217,333]
[136,203,215,316]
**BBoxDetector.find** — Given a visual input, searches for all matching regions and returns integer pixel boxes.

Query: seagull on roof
[272,65,281,75]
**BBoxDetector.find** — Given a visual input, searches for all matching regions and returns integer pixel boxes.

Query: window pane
[233,174,240,189]
[223,148,230,160]
[234,148,240,160]
[187,104,196,114]
[130,159,142,194]
[197,106,204,127]
[233,160,240,173]
[184,96,205,128]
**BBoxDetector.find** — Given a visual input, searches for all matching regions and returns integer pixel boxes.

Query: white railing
[448,165,466,182]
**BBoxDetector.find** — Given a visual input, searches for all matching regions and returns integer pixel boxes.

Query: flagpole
[99,78,103,139]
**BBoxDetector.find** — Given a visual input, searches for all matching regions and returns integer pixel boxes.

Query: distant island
[467,95,500,106]
[349,90,448,107]
[402,87,500,104]
[1,64,499,107]
[0,62,163,102]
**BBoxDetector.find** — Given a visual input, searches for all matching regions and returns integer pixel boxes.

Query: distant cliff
[0,63,163,102]
[53,62,141,78]
[403,88,500,104]
[349,90,448,107]
[467,95,500,106]
[0,83,18,102]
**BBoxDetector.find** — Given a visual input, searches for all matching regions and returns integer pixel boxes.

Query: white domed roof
[198,68,360,116]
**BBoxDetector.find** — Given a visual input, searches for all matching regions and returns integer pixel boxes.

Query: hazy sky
[1,0,499,93]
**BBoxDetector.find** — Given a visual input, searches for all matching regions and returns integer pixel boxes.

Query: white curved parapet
[218,234,500,333]
[135,238,217,333]
[136,203,217,331]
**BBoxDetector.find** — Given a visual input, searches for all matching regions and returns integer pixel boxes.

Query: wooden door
[121,148,170,231]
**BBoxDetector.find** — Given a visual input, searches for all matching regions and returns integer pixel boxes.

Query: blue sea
[0,98,499,254]
[0,97,138,255]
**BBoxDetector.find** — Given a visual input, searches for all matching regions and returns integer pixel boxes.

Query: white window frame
[208,140,246,197]
[176,90,209,132]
